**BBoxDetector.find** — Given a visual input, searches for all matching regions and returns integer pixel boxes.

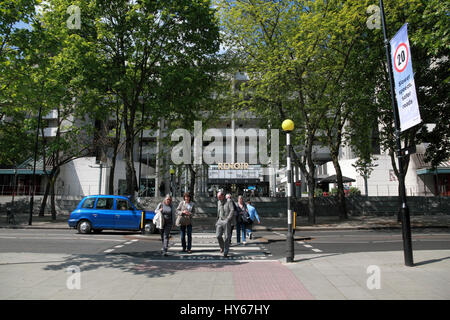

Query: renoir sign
[390,23,421,132]
[170,121,279,174]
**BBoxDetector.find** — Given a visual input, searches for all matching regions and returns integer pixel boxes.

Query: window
[95,198,114,210]
[117,199,132,211]
[81,198,96,209]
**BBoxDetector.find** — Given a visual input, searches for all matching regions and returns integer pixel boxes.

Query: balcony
[43,127,57,137]
[42,110,58,120]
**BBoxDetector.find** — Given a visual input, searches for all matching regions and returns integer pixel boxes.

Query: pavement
[0,213,449,302]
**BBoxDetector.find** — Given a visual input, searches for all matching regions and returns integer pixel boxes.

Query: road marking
[312,248,323,253]
[0,236,124,242]
[104,249,115,253]
[303,244,312,248]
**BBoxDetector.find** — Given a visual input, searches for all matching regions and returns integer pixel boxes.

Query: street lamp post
[170,167,175,197]
[282,119,295,263]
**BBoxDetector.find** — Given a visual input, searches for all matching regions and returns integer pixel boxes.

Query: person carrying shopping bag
[154,194,176,256]
[176,192,195,253]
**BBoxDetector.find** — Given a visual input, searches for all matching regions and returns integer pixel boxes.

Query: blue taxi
[68,195,156,234]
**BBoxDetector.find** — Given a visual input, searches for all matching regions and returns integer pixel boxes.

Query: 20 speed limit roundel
[394,43,408,73]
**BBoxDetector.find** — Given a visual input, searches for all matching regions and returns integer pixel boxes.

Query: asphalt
[1,212,449,301]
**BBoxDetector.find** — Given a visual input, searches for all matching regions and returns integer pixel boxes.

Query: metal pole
[379,0,413,266]
[286,132,294,262]
[12,167,17,205]
[29,105,42,225]
[98,162,103,195]
[138,103,144,192]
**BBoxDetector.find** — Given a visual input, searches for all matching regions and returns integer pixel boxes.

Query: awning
[413,154,450,175]
[0,156,53,175]
[0,169,48,175]
[318,174,356,183]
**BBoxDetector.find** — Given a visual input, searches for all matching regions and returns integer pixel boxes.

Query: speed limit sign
[390,23,421,132]
[393,43,408,73]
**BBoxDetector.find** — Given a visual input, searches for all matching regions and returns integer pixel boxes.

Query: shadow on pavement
[43,252,253,279]
[413,256,450,267]
[293,253,343,263]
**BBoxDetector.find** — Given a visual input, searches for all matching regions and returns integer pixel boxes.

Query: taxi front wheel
[142,221,156,234]
[77,220,92,234]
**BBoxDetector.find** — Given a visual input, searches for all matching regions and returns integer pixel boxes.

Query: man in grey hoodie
[216,191,235,257]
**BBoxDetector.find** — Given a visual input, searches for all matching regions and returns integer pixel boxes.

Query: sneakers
[249,233,253,240]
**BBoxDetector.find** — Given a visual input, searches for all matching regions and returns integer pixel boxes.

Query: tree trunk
[108,159,116,195]
[332,155,348,220]
[307,178,316,225]
[125,123,137,201]
[39,179,50,217]
[50,175,57,221]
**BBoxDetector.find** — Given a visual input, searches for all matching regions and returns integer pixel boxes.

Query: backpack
[242,209,252,224]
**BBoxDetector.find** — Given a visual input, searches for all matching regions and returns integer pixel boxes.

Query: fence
[0,184,103,197]
[295,196,450,216]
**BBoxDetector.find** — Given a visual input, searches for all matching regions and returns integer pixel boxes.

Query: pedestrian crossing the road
[102,232,273,261]
[166,232,272,261]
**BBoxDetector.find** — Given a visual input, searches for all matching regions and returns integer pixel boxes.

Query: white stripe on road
[170,246,261,251]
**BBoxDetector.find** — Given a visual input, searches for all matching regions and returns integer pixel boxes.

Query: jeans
[180,224,192,251]
[236,222,246,243]
[244,222,253,240]
[160,220,172,253]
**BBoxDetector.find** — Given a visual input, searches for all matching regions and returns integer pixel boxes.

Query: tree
[0,0,38,167]
[217,0,375,223]
[11,1,99,218]
[366,0,449,196]
[82,0,221,199]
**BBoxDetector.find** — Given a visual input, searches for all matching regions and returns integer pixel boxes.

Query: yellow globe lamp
[282,119,294,132]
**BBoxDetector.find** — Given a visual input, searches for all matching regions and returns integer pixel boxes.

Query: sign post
[379,0,414,266]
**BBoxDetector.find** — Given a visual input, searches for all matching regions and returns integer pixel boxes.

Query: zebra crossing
[166,232,273,261]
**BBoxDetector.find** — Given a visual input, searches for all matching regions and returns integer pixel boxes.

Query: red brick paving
[133,261,315,300]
